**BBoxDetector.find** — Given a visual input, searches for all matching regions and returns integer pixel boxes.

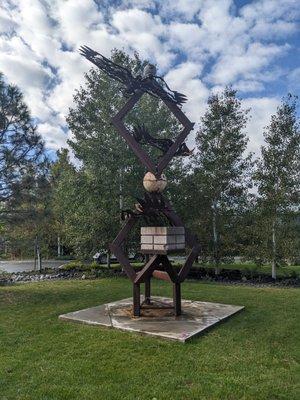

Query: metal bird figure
[134,192,169,225]
[132,124,193,156]
[120,193,169,224]
[79,45,187,106]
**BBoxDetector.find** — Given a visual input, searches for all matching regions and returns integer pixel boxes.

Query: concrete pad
[59,297,244,342]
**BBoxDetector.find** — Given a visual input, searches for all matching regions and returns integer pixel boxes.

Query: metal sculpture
[132,124,193,157]
[79,46,187,106]
[80,46,200,317]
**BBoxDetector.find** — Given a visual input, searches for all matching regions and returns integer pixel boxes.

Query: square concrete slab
[59,297,244,342]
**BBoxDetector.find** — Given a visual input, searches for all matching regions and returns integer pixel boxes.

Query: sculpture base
[59,297,244,342]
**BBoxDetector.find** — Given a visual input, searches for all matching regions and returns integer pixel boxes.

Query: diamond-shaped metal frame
[111,91,194,176]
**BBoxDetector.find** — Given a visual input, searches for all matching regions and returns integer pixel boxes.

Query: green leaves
[253,95,300,270]
[190,87,253,265]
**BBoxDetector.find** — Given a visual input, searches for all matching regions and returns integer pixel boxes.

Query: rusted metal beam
[173,282,181,316]
[133,283,140,317]
[160,255,179,283]
[152,269,172,282]
[178,243,201,282]
[110,243,137,282]
[134,254,159,284]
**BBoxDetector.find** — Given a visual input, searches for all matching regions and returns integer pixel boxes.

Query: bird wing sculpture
[134,193,169,224]
[79,45,187,106]
[120,193,168,224]
[79,45,137,88]
[152,76,187,105]
[132,124,193,156]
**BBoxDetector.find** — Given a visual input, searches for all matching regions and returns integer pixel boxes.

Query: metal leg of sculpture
[133,283,141,317]
[173,282,181,316]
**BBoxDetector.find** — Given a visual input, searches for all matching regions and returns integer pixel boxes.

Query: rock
[81,274,86,280]
[143,171,167,193]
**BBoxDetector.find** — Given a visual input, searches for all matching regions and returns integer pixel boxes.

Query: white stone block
[141,226,185,235]
[141,244,153,250]
[141,227,156,235]
[153,244,167,251]
[141,235,153,244]
[176,235,185,244]
[153,235,176,244]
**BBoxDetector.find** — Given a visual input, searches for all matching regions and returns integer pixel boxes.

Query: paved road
[0,259,71,273]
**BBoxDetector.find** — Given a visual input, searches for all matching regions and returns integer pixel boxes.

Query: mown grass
[0,278,299,400]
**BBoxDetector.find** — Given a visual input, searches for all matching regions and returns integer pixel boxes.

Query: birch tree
[255,95,300,279]
[192,87,252,272]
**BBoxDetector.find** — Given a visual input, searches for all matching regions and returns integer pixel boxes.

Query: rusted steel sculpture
[80,46,200,317]
[80,46,187,105]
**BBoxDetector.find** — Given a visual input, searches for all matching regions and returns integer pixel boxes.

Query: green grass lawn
[0,278,299,400]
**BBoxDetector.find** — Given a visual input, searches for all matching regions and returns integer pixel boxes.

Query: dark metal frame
[110,89,200,316]
[111,91,194,176]
[80,45,200,317]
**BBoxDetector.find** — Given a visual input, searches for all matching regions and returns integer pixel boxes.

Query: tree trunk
[34,236,42,272]
[106,249,111,269]
[37,246,42,272]
[212,200,220,275]
[271,219,277,279]
[57,235,61,257]
[34,236,37,271]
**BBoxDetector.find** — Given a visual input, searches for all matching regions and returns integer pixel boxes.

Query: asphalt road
[0,259,71,273]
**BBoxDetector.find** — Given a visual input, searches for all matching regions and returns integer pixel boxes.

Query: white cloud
[0,0,298,154]
[38,122,68,150]
[112,9,174,69]
[233,80,264,93]
[208,42,288,85]
[243,97,279,155]
[288,67,300,92]
[169,23,204,55]
[160,0,205,21]
[0,6,15,33]
[165,62,209,122]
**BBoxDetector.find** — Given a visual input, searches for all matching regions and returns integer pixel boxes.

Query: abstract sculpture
[80,46,200,317]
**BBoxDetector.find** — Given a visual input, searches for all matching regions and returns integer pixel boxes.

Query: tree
[0,73,46,203]
[192,87,252,272]
[61,49,181,259]
[255,95,300,278]
[0,73,51,263]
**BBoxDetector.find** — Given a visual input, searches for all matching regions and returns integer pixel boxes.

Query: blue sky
[0,0,299,156]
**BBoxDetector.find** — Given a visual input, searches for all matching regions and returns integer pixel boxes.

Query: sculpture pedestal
[59,297,244,342]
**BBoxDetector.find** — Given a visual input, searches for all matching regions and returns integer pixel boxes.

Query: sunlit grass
[0,278,299,399]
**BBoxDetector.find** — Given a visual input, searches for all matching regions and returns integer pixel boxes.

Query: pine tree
[192,87,252,272]
[0,73,50,261]
[0,73,46,203]
[255,95,300,279]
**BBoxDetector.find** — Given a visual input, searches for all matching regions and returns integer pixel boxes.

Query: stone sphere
[143,172,167,193]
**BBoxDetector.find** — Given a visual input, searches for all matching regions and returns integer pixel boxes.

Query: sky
[0,0,299,157]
